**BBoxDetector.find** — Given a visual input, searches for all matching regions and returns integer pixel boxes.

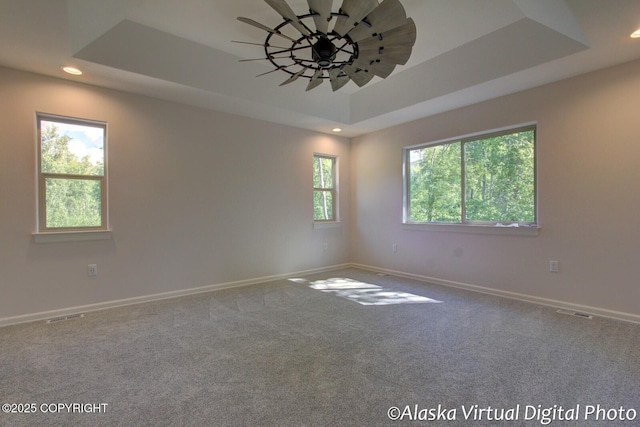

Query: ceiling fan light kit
[236,0,416,91]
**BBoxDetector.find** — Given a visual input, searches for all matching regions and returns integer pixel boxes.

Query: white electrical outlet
[392,244,398,253]
[323,242,328,251]
[88,264,98,277]
[549,260,559,273]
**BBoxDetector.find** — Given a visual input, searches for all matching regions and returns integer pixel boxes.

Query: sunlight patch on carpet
[290,277,441,306]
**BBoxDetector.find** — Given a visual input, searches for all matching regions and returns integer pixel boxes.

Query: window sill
[33,230,113,243]
[313,221,341,230]
[402,223,540,236]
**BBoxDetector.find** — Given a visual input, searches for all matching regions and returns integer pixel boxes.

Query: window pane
[464,130,535,222]
[409,143,462,222]
[314,190,334,221]
[45,178,102,228]
[313,156,334,189]
[40,120,104,176]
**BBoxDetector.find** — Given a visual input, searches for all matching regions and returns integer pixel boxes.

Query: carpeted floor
[1,268,638,426]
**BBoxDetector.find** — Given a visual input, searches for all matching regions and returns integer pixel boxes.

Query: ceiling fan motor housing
[313,36,338,68]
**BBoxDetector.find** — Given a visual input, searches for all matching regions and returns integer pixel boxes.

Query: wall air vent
[556,309,593,319]
[46,313,86,324]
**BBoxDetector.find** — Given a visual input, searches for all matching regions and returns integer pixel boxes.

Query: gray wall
[350,59,640,320]
[2,58,640,324]
[0,67,350,322]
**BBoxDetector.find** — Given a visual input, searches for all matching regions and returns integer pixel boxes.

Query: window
[37,114,107,232]
[313,154,337,222]
[405,125,536,226]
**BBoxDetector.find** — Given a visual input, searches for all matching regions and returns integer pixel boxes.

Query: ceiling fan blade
[352,58,396,78]
[306,69,325,91]
[328,68,350,91]
[239,56,291,62]
[347,0,407,42]
[307,0,333,34]
[232,40,290,50]
[333,0,379,36]
[280,69,306,86]
[365,17,416,47]
[358,45,413,65]
[238,17,299,43]
[356,18,416,64]
[256,67,286,77]
[265,0,311,36]
[342,64,375,87]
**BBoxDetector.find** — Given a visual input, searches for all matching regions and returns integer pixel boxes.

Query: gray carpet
[1,268,638,426]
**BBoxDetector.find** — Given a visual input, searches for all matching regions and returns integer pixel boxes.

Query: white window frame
[313,153,338,223]
[403,123,538,230]
[36,113,108,234]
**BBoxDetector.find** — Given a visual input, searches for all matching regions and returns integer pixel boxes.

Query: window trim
[33,230,113,244]
[403,122,538,227]
[36,113,108,233]
[313,153,339,223]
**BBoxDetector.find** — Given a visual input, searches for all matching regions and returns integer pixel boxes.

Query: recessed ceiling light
[62,66,83,75]
[332,128,343,133]
[631,29,640,38]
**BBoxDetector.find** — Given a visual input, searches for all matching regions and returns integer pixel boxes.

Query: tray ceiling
[1,0,639,136]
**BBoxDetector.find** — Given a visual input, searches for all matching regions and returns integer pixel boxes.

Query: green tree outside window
[407,127,536,225]
[38,116,106,231]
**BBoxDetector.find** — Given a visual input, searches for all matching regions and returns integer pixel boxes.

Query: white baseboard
[350,263,640,325]
[4,262,637,327]
[0,264,351,328]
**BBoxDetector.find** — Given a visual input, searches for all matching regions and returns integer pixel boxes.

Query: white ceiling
[1,0,639,137]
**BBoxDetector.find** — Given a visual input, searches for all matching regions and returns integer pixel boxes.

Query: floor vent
[376,273,389,277]
[556,309,593,319]
[46,313,85,324]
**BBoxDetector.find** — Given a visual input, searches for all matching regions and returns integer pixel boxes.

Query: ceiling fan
[236,0,416,91]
